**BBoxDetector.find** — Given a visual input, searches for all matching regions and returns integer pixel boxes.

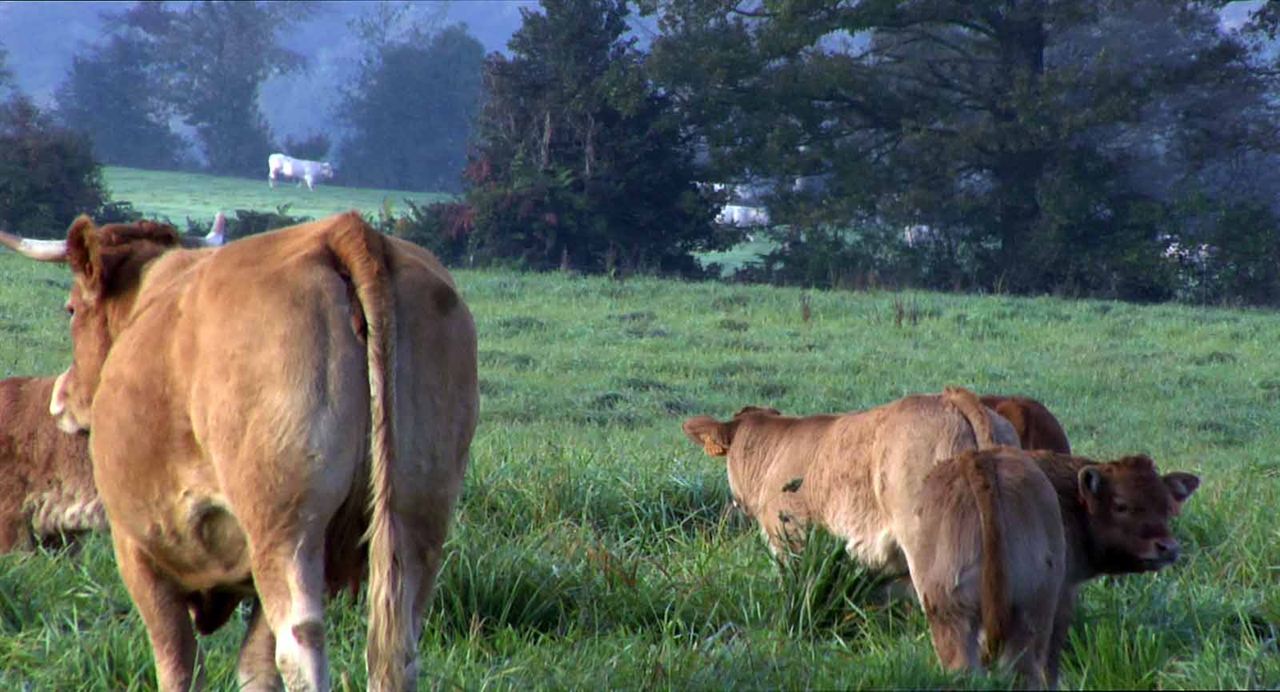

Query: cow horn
[183,212,226,248]
[0,230,69,262]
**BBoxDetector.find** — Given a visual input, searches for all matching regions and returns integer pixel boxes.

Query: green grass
[102,166,450,225]
[0,171,1277,689]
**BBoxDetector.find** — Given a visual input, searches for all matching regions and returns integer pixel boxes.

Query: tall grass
[0,172,1276,688]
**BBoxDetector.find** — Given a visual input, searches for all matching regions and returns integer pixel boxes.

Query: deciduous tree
[467,0,725,275]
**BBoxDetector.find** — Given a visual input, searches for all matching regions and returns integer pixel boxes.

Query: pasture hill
[0,169,1276,689]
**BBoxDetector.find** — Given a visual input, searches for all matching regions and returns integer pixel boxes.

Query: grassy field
[0,173,1278,689]
[102,166,451,226]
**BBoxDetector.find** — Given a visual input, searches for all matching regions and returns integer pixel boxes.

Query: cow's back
[88,214,475,593]
[804,394,1019,570]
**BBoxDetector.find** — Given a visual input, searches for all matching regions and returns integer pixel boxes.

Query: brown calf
[0,375,103,552]
[916,447,1200,687]
[980,395,1072,453]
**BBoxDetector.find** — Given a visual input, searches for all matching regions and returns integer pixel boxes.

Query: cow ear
[1078,466,1106,507]
[1163,472,1200,508]
[682,416,732,457]
[65,216,103,295]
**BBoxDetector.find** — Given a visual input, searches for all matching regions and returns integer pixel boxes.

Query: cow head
[681,406,780,457]
[1076,454,1200,573]
[321,162,335,179]
[1,216,220,432]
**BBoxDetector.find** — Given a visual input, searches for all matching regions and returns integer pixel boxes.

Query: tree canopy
[56,4,186,170]
[339,10,485,193]
[645,0,1280,301]
[462,0,726,275]
[54,1,317,176]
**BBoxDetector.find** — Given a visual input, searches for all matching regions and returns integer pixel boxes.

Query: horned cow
[1,211,478,692]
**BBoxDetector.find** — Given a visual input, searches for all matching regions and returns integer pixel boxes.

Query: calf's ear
[682,416,732,457]
[1078,466,1106,509]
[1163,472,1200,511]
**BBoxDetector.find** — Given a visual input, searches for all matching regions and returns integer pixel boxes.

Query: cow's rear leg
[248,534,330,691]
[397,513,454,685]
[113,533,201,692]
[237,598,283,691]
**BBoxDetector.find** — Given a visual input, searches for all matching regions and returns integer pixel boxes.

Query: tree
[646,0,1280,301]
[339,18,485,192]
[0,43,12,95]
[163,1,317,176]
[466,0,725,275]
[0,96,107,237]
[56,4,186,170]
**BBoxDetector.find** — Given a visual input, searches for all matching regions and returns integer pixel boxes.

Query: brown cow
[681,387,1019,574]
[1,211,478,692]
[981,395,1072,453]
[915,446,1200,687]
[0,375,104,552]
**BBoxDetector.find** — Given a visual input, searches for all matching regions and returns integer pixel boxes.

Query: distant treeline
[47,1,484,194]
[3,0,1280,307]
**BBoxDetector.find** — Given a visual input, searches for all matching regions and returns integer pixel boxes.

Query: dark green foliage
[647,0,1280,304]
[279,132,331,162]
[166,1,314,176]
[0,96,107,238]
[1167,196,1280,306]
[52,1,316,177]
[339,22,485,193]
[376,199,475,265]
[183,205,312,241]
[96,200,145,225]
[736,224,943,292]
[55,9,186,170]
[465,0,727,276]
[0,44,12,94]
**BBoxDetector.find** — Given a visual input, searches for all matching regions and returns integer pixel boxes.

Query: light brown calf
[916,446,1200,687]
[980,395,1072,453]
[0,375,104,552]
[681,387,1019,574]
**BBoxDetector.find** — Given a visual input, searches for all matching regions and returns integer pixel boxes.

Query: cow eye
[1114,502,1129,514]
[65,303,75,316]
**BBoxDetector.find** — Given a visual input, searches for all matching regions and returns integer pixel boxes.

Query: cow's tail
[327,212,410,692]
[944,386,998,450]
[962,451,1011,665]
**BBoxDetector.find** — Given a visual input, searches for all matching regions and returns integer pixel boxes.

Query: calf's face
[1078,455,1200,573]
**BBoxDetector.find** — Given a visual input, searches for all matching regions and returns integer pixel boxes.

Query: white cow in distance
[268,153,334,191]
